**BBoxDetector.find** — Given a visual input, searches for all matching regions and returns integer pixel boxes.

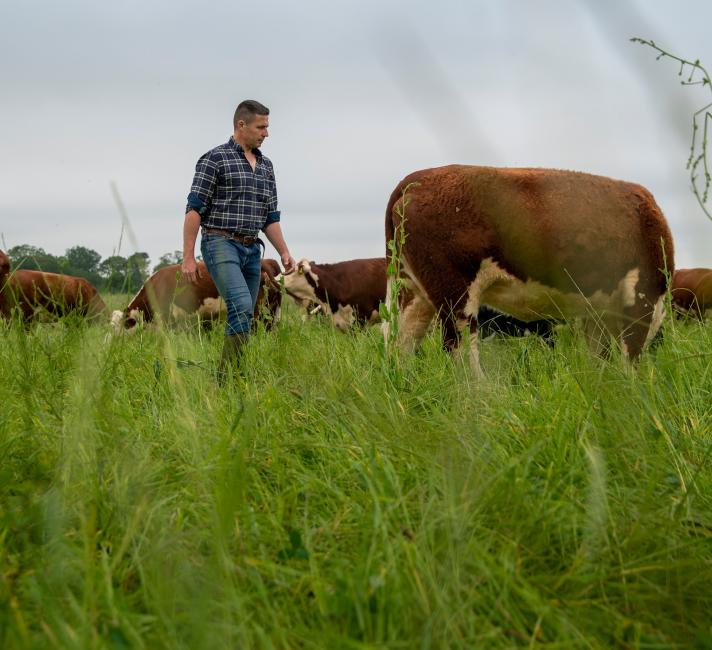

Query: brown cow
[384,165,674,374]
[0,249,108,323]
[671,268,712,318]
[281,258,386,330]
[0,249,9,282]
[111,259,282,332]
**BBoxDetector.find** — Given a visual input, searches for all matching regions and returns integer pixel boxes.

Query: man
[182,99,295,377]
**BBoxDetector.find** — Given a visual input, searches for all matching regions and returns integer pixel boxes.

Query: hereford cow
[111,259,282,332]
[383,165,674,374]
[0,249,108,323]
[0,249,9,282]
[671,268,712,318]
[281,258,386,330]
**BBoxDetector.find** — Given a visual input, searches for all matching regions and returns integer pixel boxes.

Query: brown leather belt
[201,227,259,246]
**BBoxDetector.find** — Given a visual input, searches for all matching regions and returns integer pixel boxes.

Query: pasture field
[1,300,712,649]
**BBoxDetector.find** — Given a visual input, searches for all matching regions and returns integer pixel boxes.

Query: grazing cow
[0,249,9,282]
[671,268,712,318]
[0,250,108,323]
[281,258,386,330]
[255,258,283,329]
[383,165,674,374]
[111,259,282,332]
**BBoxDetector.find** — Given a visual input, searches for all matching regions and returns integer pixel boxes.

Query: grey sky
[1,0,711,269]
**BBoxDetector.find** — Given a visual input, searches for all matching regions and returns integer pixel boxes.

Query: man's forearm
[263,222,289,256]
[183,210,201,260]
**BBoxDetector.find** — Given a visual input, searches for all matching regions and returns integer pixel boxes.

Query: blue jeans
[201,234,262,335]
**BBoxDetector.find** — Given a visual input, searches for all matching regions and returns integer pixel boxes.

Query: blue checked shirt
[186,137,280,236]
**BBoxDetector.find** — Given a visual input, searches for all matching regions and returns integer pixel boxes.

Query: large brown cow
[384,165,674,374]
[0,249,108,323]
[111,259,282,332]
[281,258,386,330]
[671,268,712,318]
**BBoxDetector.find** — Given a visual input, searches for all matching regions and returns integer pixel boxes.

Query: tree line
[4,245,184,292]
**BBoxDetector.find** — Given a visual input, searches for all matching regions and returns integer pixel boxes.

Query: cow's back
[389,165,672,304]
[2,270,107,322]
[672,268,712,316]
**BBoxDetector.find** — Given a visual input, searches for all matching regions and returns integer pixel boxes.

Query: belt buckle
[242,235,255,246]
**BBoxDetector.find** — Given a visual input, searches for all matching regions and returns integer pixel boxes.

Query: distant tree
[65,246,101,275]
[6,244,63,273]
[126,252,150,292]
[98,255,128,292]
[64,245,102,284]
[153,250,183,273]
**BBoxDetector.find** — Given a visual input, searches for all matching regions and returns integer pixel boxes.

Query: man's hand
[181,257,201,284]
[281,252,296,274]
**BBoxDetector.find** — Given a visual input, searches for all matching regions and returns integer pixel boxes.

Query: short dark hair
[233,100,269,128]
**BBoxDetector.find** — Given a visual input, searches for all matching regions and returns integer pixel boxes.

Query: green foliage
[96,251,150,293]
[1,308,712,648]
[153,251,183,274]
[632,37,712,221]
[7,245,64,274]
[381,182,416,352]
[4,245,160,293]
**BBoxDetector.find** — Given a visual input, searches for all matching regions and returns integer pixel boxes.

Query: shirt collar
[228,136,262,158]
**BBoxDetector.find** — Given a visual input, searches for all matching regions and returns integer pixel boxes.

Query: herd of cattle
[1,165,711,370]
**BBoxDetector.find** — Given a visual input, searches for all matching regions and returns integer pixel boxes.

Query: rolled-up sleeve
[262,210,281,230]
[185,153,218,215]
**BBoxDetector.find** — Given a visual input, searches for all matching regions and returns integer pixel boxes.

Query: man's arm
[181,210,202,283]
[182,153,218,283]
[263,222,295,274]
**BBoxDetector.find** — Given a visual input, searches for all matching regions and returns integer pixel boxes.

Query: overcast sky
[2,0,711,270]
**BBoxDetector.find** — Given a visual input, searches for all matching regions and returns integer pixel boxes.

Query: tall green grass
[1,304,711,648]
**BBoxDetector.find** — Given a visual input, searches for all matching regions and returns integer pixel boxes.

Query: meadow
[1,300,711,649]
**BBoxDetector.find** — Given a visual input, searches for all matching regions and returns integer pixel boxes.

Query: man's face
[237,114,269,150]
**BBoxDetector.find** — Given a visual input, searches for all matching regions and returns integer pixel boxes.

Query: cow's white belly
[465,258,639,321]
[170,297,225,320]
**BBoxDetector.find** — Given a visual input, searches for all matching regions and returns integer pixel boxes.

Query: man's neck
[233,134,253,153]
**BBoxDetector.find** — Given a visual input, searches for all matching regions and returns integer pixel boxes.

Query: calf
[112,259,282,332]
[384,165,674,374]
[671,268,712,318]
[0,250,108,323]
[281,258,386,330]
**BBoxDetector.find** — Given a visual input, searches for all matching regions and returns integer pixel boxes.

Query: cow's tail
[636,186,675,296]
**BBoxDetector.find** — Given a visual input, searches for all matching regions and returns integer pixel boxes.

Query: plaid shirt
[186,137,280,236]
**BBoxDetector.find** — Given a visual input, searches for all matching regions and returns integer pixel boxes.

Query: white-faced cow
[281,258,386,330]
[0,249,108,323]
[671,268,712,318]
[112,259,282,332]
[383,165,674,374]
